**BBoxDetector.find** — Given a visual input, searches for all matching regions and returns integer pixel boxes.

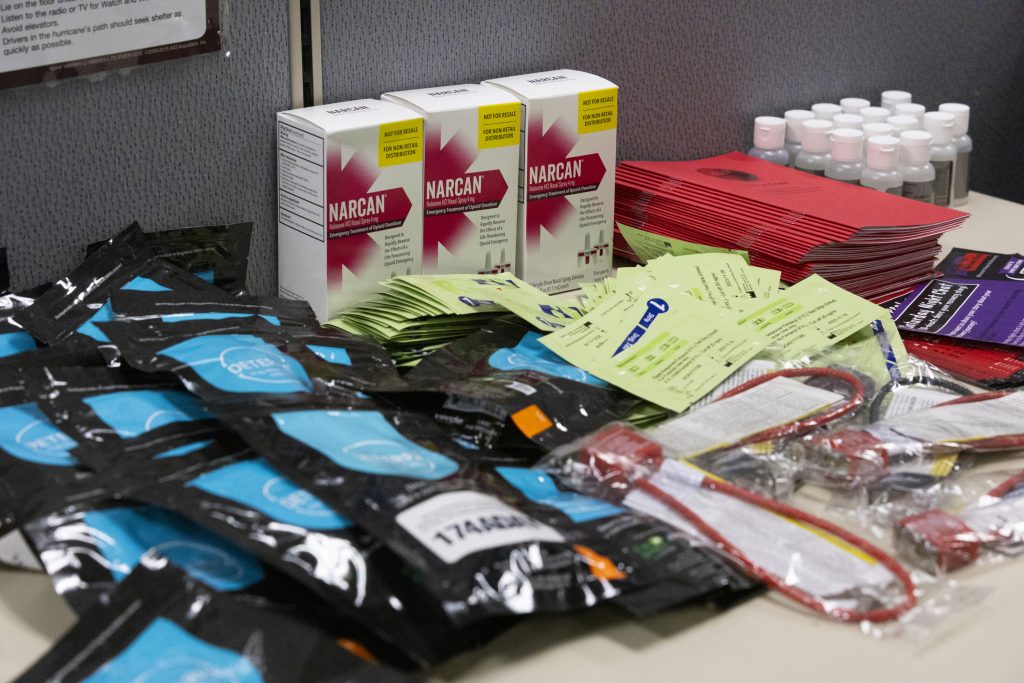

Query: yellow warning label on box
[578,87,618,134]
[379,119,423,167]
[478,103,521,149]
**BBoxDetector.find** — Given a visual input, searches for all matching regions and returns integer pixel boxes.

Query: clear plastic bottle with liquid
[899,130,936,203]
[795,120,833,175]
[860,135,903,194]
[825,129,865,183]
[922,111,957,207]
[940,103,972,206]
[748,116,789,165]
[784,109,815,166]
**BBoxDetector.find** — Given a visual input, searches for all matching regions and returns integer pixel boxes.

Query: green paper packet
[735,275,883,361]
[540,283,767,412]
[644,253,759,312]
[750,266,781,299]
[618,222,750,263]
[388,274,508,314]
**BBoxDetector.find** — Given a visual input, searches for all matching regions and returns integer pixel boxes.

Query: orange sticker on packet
[573,544,626,581]
[511,404,554,438]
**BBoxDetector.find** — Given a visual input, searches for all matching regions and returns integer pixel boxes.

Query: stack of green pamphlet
[327,274,585,366]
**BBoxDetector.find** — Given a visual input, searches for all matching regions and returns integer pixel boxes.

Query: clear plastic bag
[793,390,1024,489]
[542,423,948,630]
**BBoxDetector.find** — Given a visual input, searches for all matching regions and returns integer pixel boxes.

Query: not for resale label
[577,88,618,133]
[396,490,564,564]
[379,119,423,168]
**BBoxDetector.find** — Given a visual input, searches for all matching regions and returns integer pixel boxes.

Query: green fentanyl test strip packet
[618,222,749,263]
[735,274,880,361]
[644,253,759,312]
[539,283,767,412]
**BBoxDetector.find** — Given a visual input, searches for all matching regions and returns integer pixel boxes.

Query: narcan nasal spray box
[382,84,520,275]
[483,69,618,293]
[276,99,424,320]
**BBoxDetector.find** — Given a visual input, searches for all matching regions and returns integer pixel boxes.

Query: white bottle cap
[922,112,955,145]
[895,103,926,122]
[830,129,864,162]
[840,97,871,114]
[866,135,900,170]
[863,122,895,138]
[939,103,970,136]
[900,130,934,164]
[801,119,833,153]
[860,106,891,124]
[802,120,835,153]
[881,90,913,110]
[811,103,842,121]
[832,113,864,130]
[784,109,815,143]
[753,116,786,150]
[887,115,919,134]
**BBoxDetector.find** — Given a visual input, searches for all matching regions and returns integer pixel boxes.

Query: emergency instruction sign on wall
[0,0,219,89]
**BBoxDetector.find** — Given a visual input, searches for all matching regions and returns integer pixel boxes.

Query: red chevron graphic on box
[325,148,411,281]
[422,125,509,268]
[525,115,607,248]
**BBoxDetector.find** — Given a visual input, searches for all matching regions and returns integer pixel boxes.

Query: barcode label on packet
[885,392,1024,443]
[395,490,564,564]
[626,460,895,598]
[650,376,842,458]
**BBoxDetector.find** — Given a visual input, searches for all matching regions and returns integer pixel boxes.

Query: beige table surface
[3,193,1023,682]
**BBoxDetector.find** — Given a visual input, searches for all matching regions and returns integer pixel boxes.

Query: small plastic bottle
[939,103,972,206]
[748,116,789,165]
[862,122,895,139]
[899,130,936,203]
[860,135,903,194]
[840,97,871,115]
[922,112,957,207]
[832,113,864,131]
[783,109,815,166]
[795,120,833,175]
[881,90,912,113]
[811,103,842,121]
[860,107,892,124]
[826,129,865,183]
[895,103,926,125]
[887,115,919,135]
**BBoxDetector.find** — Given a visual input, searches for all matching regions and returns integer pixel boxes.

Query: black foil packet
[15,224,223,346]
[27,365,223,461]
[123,452,504,667]
[100,317,391,408]
[110,289,318,329]
[15,562,413,683]
[88,222,254,295]
[227,403,743,626]
[0,370,91,535]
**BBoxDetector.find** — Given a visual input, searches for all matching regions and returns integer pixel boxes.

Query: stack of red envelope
[614,152,969,302]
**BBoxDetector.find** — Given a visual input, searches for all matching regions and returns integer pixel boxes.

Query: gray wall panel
[0,5,291,292]
[321,0,1024,205]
